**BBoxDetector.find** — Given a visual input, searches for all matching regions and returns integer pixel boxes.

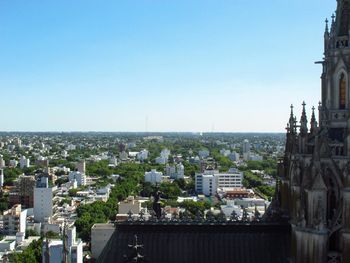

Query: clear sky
[0,0,336,132]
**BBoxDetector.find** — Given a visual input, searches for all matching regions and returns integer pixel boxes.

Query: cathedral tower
[278,1,350,262]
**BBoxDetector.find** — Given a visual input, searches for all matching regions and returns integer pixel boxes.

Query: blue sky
[0,0,336,132]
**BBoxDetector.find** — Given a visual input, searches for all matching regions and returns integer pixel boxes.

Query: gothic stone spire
[336,0,350,37]
[300,101,308,135]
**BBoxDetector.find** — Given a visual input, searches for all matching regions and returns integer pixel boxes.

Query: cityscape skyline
[0,0,335,132]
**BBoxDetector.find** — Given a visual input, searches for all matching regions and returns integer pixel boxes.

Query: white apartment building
[34,177,53,223]
[248,153,263,161]
[137,149,149,161]
[242,139,251,153]
[228,151,240,161]
[195,168,243,196]
[0,169,3,187]
[0,155,5,168]
[19,156,30,169]
[176,163,185,179]
[160,149,171,159]
[68,171,86,186]
[2,204,27,235]
[42,240,63,263]
[155,156,167,164]
[166,165,177,178]
[166,163,185,180]
[202,174,218,196]
[144,169,163,185]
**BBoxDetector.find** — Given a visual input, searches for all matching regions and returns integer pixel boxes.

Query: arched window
[339,73,346,109]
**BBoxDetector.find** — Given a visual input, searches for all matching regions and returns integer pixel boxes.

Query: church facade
[278,1,350,262]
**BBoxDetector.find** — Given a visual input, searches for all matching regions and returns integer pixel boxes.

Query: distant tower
[242,139,250,153]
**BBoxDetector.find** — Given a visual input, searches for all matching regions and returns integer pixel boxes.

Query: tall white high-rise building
[242,139,251,154]
[176,163,185,179]
[34,177,53,223]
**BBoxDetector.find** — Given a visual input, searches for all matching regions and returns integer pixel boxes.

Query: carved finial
[325,18,329,34]
[310,106,318,135]
[287,105,295,134]
[300,101,308,135]
[332,13,335,23]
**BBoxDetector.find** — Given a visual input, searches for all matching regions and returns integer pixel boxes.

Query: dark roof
[98,223,291,263]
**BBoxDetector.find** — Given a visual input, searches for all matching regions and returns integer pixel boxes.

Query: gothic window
[339,73,346,109]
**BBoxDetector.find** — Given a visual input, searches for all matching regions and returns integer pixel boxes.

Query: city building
[19,156,30,169]
[228,151,240,161]
[9,175,36,208]
[67,225,83,263]
[242,139,250,154]
[0,169,3,187]
[144,169,163,185]
[0,155,5,168]
[34,177,54,223]
[165,164,176,178]
[195,168,243,196]
[136,149,149,161]
[155,156,167,164]
[2,204,27,235]
[176,163,184,179]
[76,160,86,174]
[68,171,86,187]
[42,240,63,263]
